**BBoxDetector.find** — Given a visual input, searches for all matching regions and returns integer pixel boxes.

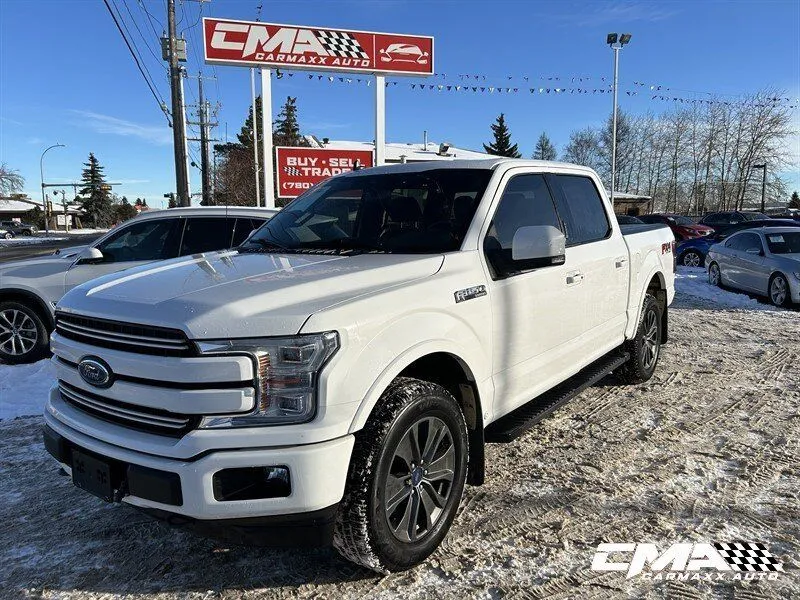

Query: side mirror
[79,247,104,263]
[511,225,566,266]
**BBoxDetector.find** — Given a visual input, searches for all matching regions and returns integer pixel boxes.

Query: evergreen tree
[273,96,306,146]
[790,191,800,209]
[533,132,557,161]
[113,196,137,222]
[483,113,521,158]
[79,153,114,227]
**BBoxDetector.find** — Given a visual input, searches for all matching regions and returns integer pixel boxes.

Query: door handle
[566,271,584,285]
[615,257,628,269]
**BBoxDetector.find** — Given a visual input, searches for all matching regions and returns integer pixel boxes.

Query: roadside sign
[275,147,374,198]
[203,18,434,76]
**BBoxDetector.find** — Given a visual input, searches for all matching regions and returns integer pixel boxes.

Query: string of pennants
[269,71,799,109]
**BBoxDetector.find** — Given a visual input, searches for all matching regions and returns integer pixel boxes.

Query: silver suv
[0,206,275,364]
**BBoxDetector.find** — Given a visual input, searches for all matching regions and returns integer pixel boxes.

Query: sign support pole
[375,74,385,166]
[261,68,275,208]
[250,69,261,207]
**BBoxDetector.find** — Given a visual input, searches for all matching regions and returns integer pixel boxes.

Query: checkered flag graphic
[316,31,369,59]
[283,166,302,177]
[714,542,784,572]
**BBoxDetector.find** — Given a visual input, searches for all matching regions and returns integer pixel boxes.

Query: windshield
[765,232,800,254]
[242,169,493,254]
[672,216,695,226]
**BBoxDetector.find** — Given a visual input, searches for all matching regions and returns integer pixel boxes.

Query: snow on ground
[0,359,53,420]
[1,278,798,599]
[0,236,67,246]
[675,266,778,311]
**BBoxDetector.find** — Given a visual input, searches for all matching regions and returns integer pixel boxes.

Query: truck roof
[340,158,595,178]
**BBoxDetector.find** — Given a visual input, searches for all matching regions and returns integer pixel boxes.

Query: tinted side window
[552,175,611,245]
[738,233,762,252]
[97,219,179,263]
[232,218,266,247]
[180,217,234,255]
[483,174,561,278]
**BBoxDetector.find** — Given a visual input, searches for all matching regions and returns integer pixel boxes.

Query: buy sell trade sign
[276,147,374,198]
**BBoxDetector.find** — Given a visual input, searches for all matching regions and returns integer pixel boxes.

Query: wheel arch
[349,346,487,486]
[627,269,669,345]
[0,288,55,329]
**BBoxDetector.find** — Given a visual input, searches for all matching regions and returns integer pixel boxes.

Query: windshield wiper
[296,239,387,254]
[241,238,289,251]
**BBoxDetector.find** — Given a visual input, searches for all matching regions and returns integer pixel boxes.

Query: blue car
[676,219,800,267]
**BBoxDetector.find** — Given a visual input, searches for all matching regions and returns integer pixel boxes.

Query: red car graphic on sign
[379,43,429,64]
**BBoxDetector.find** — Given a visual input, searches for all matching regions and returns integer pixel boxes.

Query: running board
[484,350,630,443]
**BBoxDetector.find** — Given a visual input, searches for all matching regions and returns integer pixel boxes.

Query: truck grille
[58,381,196,436]
[55,312,192,357]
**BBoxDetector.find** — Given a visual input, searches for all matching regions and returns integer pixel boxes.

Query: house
[0,195,85,230]
[610,192,653,216]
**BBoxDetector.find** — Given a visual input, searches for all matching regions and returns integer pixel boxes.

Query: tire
[617,294,662,384]
[680,250,702,268]
[768,273,791,308]
[333,377,469,573]
[708,262,722,287]
[0,301,50,364]
[2,232,12,240]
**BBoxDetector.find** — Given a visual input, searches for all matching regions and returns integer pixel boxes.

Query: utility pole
[198,74,212,205]
[606,33,632,205]
[751,163,767,213]
[167,0,190,206]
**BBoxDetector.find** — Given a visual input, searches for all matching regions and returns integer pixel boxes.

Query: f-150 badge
[454,285,487,303]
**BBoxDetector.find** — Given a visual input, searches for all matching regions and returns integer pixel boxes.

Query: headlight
[197,332,339,427]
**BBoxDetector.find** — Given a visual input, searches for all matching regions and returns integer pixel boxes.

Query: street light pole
[751,163,767,212]
[607,33,631,206]
[40,143,65,237]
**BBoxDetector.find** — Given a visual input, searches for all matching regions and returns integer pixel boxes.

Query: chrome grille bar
[57,321,189,351]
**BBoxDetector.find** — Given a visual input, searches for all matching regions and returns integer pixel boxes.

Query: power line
[137,0,163,38]
[103,0,172,125]
[120,0,166,70]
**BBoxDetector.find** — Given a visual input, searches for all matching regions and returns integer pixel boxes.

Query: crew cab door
[547,174,629,350]
[481,172,582,415]
[64,218,182,293]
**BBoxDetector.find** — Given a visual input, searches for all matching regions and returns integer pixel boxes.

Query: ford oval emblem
[77,357,113,388]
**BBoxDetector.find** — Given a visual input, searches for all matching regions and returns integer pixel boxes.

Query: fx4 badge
[454,285,487,304]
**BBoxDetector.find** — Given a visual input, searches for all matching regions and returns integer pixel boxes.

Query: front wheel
[334,377,468,573]
[617,294,662,384]
[0,301,50,364]
[769,273,791,307]
[681,250,703,268]
[2,232,12,240]
[708,262,722,287]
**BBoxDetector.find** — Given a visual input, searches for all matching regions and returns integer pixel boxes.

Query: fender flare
[626,266,666,341]
[0,287,55,329]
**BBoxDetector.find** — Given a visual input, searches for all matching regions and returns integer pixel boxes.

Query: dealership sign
[203,18,434,75]
[276,147,374,198]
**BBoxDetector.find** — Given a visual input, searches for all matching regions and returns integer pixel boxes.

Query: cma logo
[211,24,330,58]
[591,543,783,579]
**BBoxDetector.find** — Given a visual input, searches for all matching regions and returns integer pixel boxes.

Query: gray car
[706,227,800,307]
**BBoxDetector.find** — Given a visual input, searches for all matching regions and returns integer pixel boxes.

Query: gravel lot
[1,281,798,599]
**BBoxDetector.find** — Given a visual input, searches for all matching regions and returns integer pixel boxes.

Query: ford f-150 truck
[43,159,674,572]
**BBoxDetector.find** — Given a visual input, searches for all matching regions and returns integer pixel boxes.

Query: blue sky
[1,0,798,209]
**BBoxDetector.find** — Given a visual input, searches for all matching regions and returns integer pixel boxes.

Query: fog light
[213,466,291,501]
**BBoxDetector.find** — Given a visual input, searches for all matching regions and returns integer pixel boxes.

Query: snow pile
[0,359,54,420]
[0,237,67,246]
[674,266,775,311]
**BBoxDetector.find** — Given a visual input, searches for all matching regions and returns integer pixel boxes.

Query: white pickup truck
[43,159,674,572]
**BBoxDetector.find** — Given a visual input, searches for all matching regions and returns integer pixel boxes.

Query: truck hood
[57,250,444,338]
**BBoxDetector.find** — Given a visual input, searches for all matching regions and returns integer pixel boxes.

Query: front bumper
[43,415,355,525]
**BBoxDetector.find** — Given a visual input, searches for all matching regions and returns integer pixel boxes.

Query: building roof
[319,139,492,162]
[0,198,84,215]
[611,192,653,201]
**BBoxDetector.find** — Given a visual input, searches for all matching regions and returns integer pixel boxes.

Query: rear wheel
[708,262,722,287]
[769,273,791,307]
[681,250,702,268]
[2,232,12,240]
[0,301,50,364]
[334,377,468,573]
[617,294,662,384]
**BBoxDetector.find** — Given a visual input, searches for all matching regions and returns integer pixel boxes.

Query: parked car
[699,211,770,230]
[707,227,800,307]
[675,219,800,267]
[638,213,714,240]
[0,206,275,364]
[0,226,13,240]
[0,220,38,236]
[43,159,675,572]
[616,215,645,224]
